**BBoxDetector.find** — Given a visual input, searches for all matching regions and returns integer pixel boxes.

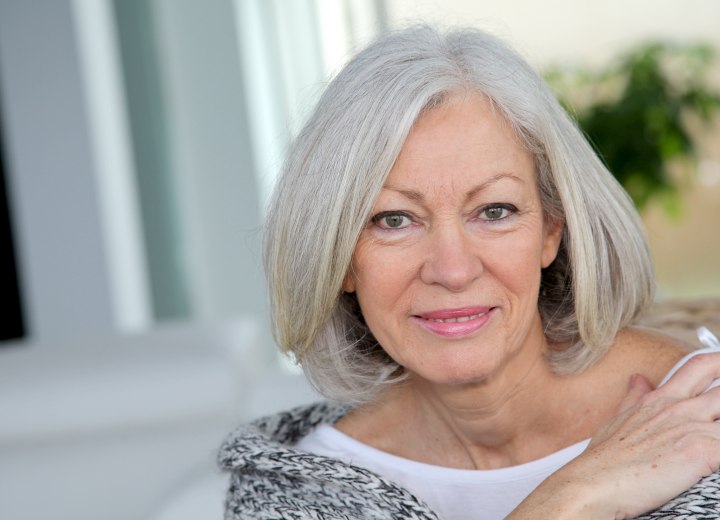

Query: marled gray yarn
[219,402,720,519]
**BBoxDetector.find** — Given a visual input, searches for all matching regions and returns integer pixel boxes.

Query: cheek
[354,255,417,309]
[491,234,546,293]
[351,247,420,339]
[352,238,418,293]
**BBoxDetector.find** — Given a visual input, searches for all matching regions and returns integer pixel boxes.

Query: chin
[410,358,499,387]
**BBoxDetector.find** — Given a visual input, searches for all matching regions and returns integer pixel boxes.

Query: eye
[372,211,412,230]
[479,204,516,221]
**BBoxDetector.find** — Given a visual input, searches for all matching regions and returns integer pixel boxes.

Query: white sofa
[0,319,319,520]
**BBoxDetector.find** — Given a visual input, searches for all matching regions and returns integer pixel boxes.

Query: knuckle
[705,385,720,398]
[675,432,719,461]
[665,398,693,415]
[686,353,710,366]
[683,352,720,372]
[640,394,677,415]
[637,397,692,427]
[636,391,662,408]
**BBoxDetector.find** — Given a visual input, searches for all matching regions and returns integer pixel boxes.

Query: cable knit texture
[218,402,720,519]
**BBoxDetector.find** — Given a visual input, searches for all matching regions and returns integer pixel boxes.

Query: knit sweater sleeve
[218,403,440,520]
[634,470,720,519]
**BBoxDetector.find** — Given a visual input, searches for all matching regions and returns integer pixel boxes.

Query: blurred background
[0,1,718,519]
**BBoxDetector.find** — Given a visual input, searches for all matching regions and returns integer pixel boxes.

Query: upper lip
[415,306,492,320]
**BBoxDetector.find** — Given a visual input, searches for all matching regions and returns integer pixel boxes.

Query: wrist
[508,471,614,519]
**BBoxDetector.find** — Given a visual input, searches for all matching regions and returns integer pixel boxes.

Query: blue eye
[480,204,516,221]
[372,212,412,230]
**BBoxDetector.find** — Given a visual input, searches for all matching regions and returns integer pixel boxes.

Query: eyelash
[370,204,518,231]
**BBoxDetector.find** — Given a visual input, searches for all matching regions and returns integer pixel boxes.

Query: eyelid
[371,210,412,221]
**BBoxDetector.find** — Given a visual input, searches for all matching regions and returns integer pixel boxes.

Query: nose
[419,222,483,291]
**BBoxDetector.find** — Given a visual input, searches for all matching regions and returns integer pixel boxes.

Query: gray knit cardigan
[218,402,720,519]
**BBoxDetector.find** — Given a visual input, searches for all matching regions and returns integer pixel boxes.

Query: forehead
[386,93,534,191]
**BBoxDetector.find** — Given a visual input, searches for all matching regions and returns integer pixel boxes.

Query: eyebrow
[383,173,525,203]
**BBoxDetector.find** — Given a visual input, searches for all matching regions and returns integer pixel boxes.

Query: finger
[657,352,720,398]
[616,373,654,415]
[679,385,720,422]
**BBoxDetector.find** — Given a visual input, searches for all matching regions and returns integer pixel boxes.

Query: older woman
[220,26,720,519]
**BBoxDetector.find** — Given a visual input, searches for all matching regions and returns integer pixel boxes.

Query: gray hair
[263,25,654,404]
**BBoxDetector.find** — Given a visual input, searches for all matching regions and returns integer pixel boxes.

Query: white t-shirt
[296,343,720,520]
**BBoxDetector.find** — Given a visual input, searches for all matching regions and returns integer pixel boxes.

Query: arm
[509,353,720,519]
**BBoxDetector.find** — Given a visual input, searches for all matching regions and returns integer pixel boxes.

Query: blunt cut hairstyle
[264,26,654,404]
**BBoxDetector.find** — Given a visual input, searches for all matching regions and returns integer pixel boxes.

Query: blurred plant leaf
[546,41,720,212]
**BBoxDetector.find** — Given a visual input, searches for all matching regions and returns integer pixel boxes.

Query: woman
[220,26,720,519]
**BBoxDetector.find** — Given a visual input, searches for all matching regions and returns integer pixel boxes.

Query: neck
[402,342,582,468]
[341,325,601,469]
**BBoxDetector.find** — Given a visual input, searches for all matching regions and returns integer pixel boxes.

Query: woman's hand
[508,351,720,519]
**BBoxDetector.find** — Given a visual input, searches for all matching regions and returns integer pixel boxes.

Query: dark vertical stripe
[0,67,26,342]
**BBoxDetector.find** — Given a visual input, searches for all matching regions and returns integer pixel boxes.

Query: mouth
[413,307,495,337]
[424,312,487,323]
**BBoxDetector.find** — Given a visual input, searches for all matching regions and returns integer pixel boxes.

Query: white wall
[386,0,720,66]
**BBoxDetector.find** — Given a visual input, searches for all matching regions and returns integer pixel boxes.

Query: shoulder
[614,325,698,354]
[608,326,697,387]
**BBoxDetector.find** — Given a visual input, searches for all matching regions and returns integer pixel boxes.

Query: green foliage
[546,42,720,211]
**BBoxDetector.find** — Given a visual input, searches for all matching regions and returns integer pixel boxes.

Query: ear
[541,217,564,268]
[342,271,356,293]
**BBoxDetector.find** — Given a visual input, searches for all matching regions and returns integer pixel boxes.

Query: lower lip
[412,308,495,338]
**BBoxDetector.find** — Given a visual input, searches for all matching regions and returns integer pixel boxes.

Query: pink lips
[413,306,494,337]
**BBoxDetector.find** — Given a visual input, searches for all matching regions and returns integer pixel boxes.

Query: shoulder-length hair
[263,25,654,404]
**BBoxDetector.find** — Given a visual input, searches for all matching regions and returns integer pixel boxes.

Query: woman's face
[343,93,563,386]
